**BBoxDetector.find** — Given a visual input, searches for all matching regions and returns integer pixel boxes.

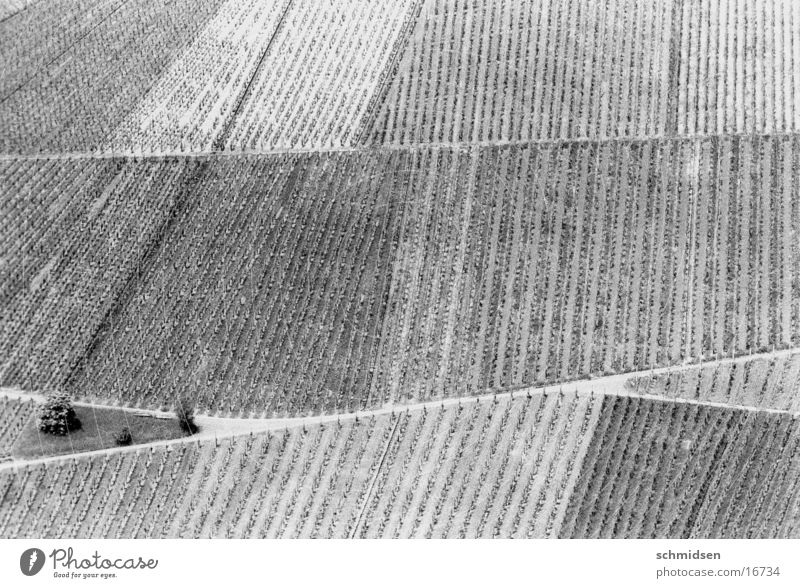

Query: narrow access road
[1,345,798,471]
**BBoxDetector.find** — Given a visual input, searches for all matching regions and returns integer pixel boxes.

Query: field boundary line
[4,131,800,161]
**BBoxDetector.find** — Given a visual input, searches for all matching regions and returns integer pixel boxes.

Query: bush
[37,392,81,436]
[174,396,198,435]
[114,427,132,446]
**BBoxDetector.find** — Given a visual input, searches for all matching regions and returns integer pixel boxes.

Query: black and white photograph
[0,0,799,584]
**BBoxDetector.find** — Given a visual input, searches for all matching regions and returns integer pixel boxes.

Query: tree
[37,392,81,436]
[174,396,198,435]
[114,427,132,446]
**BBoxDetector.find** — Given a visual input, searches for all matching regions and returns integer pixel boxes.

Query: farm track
[3,345,800,472]
[6,130,800,161]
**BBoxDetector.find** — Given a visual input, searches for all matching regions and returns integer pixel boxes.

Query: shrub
[37,392,81,436]
[174,396,198,435]
[114,427,133,446]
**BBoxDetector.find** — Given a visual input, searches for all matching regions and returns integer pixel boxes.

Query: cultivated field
[0,0,227,153]
[366,0,800,144]
[0,391,601,538]
[4,0,800,153]
[2,390,798,539]
[560,396,800,538]
[0,396,33,458]
[4,135,799,415]
[374,138,799,406]
[626,352,800,413]
[0,156,207,391]
[64,152,403,415]
[2,0,800,542]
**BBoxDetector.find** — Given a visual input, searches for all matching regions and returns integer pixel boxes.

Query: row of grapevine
[373,137,800,408]
[0,0,228,153]
[0,391,605,538]
[625,352,800,413]
[0,0,421,153]
[105,0,291,153]
[0,156,207,392]
[560,396,800,538]
[0,396,33,457]
[365,0,800,144]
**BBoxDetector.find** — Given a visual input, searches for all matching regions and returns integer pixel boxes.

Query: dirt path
[2,345,799,471]
[3,130,800,162]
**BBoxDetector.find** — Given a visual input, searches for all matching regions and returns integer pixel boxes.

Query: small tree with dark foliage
[114,427,133,446]
[37,392,81,436]
[174,395,198,435]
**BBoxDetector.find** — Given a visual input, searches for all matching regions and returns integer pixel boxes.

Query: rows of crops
[0,0,34,23]
[104,0,290,154]
[4,135,798,414]
[374,137,799,406]
[0,0,127,100]
[0,156,207,392]
[0,0,227,153]
[0,391,601,538]
[560,396,800,538]
[5,0,799,154]
[66,152,404,416]
[218,0,419,151]
[356,391,600,538]
[366,0,800,144]
[0,396,33,457]
[0,0,421,154]
[3,392,797,538]
[626,352,800,413]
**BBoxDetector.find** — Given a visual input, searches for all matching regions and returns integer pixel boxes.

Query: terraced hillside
[1,0,800,540]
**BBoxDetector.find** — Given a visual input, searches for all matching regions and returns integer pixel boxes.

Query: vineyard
[1,390,798,538]
[0,0,228,153]
[0,392,600,538]
[0,396,33,458]
[2,0,800,542]
[626,352,800,413]
[63,151,404,415]
[4,0,800,153]
[560,396,800,538]
[367,0,800,144]
[0,156,207,392]
[1,137,789,415]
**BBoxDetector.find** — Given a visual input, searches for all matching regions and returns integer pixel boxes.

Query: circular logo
[20,548,45,576]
